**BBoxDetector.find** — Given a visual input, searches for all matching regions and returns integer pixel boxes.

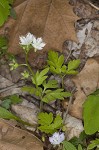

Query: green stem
[25,53,34,76]
[19,64,28,67]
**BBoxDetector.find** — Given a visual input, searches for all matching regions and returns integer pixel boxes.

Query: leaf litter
[0,0,99,149]
[0,0,79,68]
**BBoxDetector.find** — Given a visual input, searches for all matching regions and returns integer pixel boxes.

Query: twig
[64,40,74,64]
[89,2,99,10]
[21,95,57,115]
[0,81,25,93]
[63,87,76,124]
[65,50,72,64]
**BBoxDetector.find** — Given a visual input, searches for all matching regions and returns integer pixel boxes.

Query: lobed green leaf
[47,51,66,75]
[38,113,63,134]
[42,89,71,103]
[63,141,77,150]
[87,139,99,150]
[32,68,49,86]
[43,80,58,90]
[66,70,78,75]
[68,59,80,71]
[51,114,63,129]
[22,86,42,97]
[38,112,53,126]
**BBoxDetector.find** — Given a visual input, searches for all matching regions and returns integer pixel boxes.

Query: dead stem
[89,2,99,10]
[40,100,43,112]
[63,87,76,125]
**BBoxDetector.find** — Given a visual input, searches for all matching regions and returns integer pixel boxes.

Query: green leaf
[38,125,54,134]
[1,95,22,109]
[8,0,14,4]
[0,0,11,26]
[57,55,64,68]
[47,50,59,67]
[22,86,42,97]
[69,131,88,147]
[9,95,22,104]
[68,59,80,71]
[47,50,66,75]
[0,36,8,48]
[43,80,58,90]
[0,106,20,120]
[66,70,78,75]
[1,99,11,109]
[83,95,99,134]
[63,141,77,150]
[51,114,63,129]
[32,68,49,86]
[50,66,61,74]
[78,144,83,150]
[35,87,43,97]
[61,65,67,74]
[0,106,32,126]
[87,139,99,150]
[38,113,63,134]
[22,86,36,94]
[42,89,71,103]
[0,36,8,57]
[38,112,53,126]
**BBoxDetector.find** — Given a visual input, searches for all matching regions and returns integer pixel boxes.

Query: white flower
[19,32,34,46]
[32,37,46,52]
[49,132,65,145]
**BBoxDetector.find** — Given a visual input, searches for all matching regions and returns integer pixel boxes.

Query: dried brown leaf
[11,104,38,126]
[0,0,79,55]
[69,58,99,119]
[65,114,84,140]
[0,119,43,150]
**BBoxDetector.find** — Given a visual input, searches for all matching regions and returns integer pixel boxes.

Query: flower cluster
[49,132,65,146]
[21,70,30,79]
[19,32,46,52]
[9,59,19,70]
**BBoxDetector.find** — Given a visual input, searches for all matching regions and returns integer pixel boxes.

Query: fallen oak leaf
[0,119,43,150]
[0,0,79,68]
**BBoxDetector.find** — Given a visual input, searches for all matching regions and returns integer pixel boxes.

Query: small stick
[63,87,76,124]
[21,95,57,115]
[89,2,99,10]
